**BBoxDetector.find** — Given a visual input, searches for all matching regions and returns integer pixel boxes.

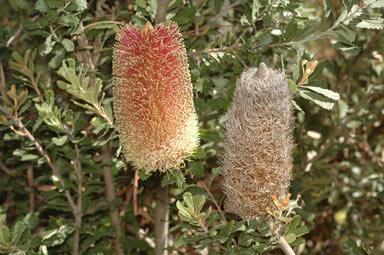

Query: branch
[12,117,77,215]
[278,236,296,255]
[155,0,172,24]
[101,143,125,255]
[154,2,171,254]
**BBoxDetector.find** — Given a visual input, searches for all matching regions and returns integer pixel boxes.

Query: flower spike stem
[278,236,297,255]
[155,185,169,255]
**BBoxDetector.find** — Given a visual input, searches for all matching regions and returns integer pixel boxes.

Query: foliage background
[0,0,383,254]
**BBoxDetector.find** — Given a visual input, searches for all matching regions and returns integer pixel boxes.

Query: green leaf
[196,238,212,250]
[172,7,196,26]
[41,225,74,247]
[240,15,251,26]
[11,222,25,245]
[52,136,68,146]
[286,215,301,235]
[293,226,309,237]
[252,0,261,21]
[216,221,235,243]
[365,0,384,8]
[35,0,47,13]
[334,9,348,27]
[61,39,75,52]
[326,0,337,22]
[189,161,205,178]
[193,195,206,214]
[41,35,56,55]
[60,15,80,27]
[289,79,297,94]
[342,5,362,25]
[338,46,361,56]
[300,86,340,100]
[138,170,150,180]
[285,233,296,244]
[176,201,193,222]
[162,171,186,187]
[292,99,304,113]
[343,239,365,255]
[298,89,336,110]
[183,192,194,211]
[192,147,206,159]
[71,0,87,11]
[136,0,146,9]
[14,0,30,9]
[214,0,224,13]
[335,29,356,44]
[11,51,24,64]
[46,0,63,9]
[49,48,65,69]
[21,154,40,161]
[0,226,10,244]
[356,18,384,29]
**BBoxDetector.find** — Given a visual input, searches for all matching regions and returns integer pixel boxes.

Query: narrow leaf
[301,86,340,100]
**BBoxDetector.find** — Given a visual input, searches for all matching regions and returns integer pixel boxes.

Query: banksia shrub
[221,63,294,220]
[113,22,199,173]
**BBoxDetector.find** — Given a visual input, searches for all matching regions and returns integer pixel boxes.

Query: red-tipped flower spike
[113,22,199,173]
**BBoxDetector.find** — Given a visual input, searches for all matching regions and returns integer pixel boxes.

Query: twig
[155,185,169,255]
[0,162,13,176]
[233,51,248,69]
[6,15,40,48]
[83,21,124,31]
[101,143,125,255]
[27,164,34,212]
[73,143,83,255]
[133,169,139,215]
[200,182,227,224]
[278,236,296,255]
[188,43,243,56]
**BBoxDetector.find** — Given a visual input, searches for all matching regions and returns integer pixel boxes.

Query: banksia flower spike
[221,63,294,220]
[113,22,199,173]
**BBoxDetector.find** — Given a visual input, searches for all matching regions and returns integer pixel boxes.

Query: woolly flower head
[221,63,294,220]
[113,22,199,173]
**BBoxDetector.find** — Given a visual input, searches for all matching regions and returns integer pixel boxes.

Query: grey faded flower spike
[221,63,294,220]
